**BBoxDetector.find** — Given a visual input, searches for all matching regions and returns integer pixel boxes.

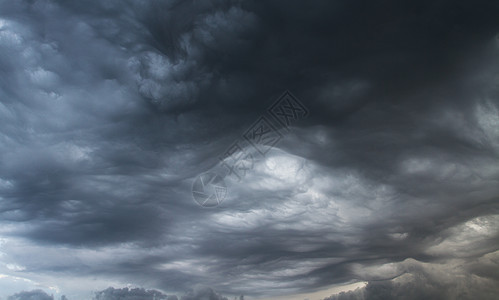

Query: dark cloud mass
[0,0,499,299]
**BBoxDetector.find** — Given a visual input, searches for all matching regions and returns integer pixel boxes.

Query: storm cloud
[0,0,498,299]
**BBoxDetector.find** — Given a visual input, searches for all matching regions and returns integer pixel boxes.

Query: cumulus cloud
[180,286,229,300]
[7,290,54,300]
[0,0,498,299]
[94,287,167,300]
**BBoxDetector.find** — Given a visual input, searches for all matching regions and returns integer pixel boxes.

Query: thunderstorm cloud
[0,0,498,299]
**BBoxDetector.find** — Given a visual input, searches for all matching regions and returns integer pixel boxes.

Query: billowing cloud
[7,289,54,300]
[0,0,498,299]
[94,287,167,300]
[325,253,499,300]
[180,286,229,300]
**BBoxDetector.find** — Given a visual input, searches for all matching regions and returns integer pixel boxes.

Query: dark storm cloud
[0,0,499,299]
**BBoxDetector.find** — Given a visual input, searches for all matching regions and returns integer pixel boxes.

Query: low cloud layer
[94,287,168,300]
[7,290,55,300]
[0,0,498,299]
[326,252,499,300]
[6,286,230,300]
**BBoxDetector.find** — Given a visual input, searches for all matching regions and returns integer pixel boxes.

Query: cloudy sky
[1,0,499,299]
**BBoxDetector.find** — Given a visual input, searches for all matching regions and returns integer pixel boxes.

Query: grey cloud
[180,286,228,300]
[7,290,54,300]
[0,0,499,299]
[91,286,231,300]
[325,257,499,300]
[94,287,167,300]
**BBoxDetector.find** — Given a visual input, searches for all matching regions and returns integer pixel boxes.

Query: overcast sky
[1,0,499,299]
